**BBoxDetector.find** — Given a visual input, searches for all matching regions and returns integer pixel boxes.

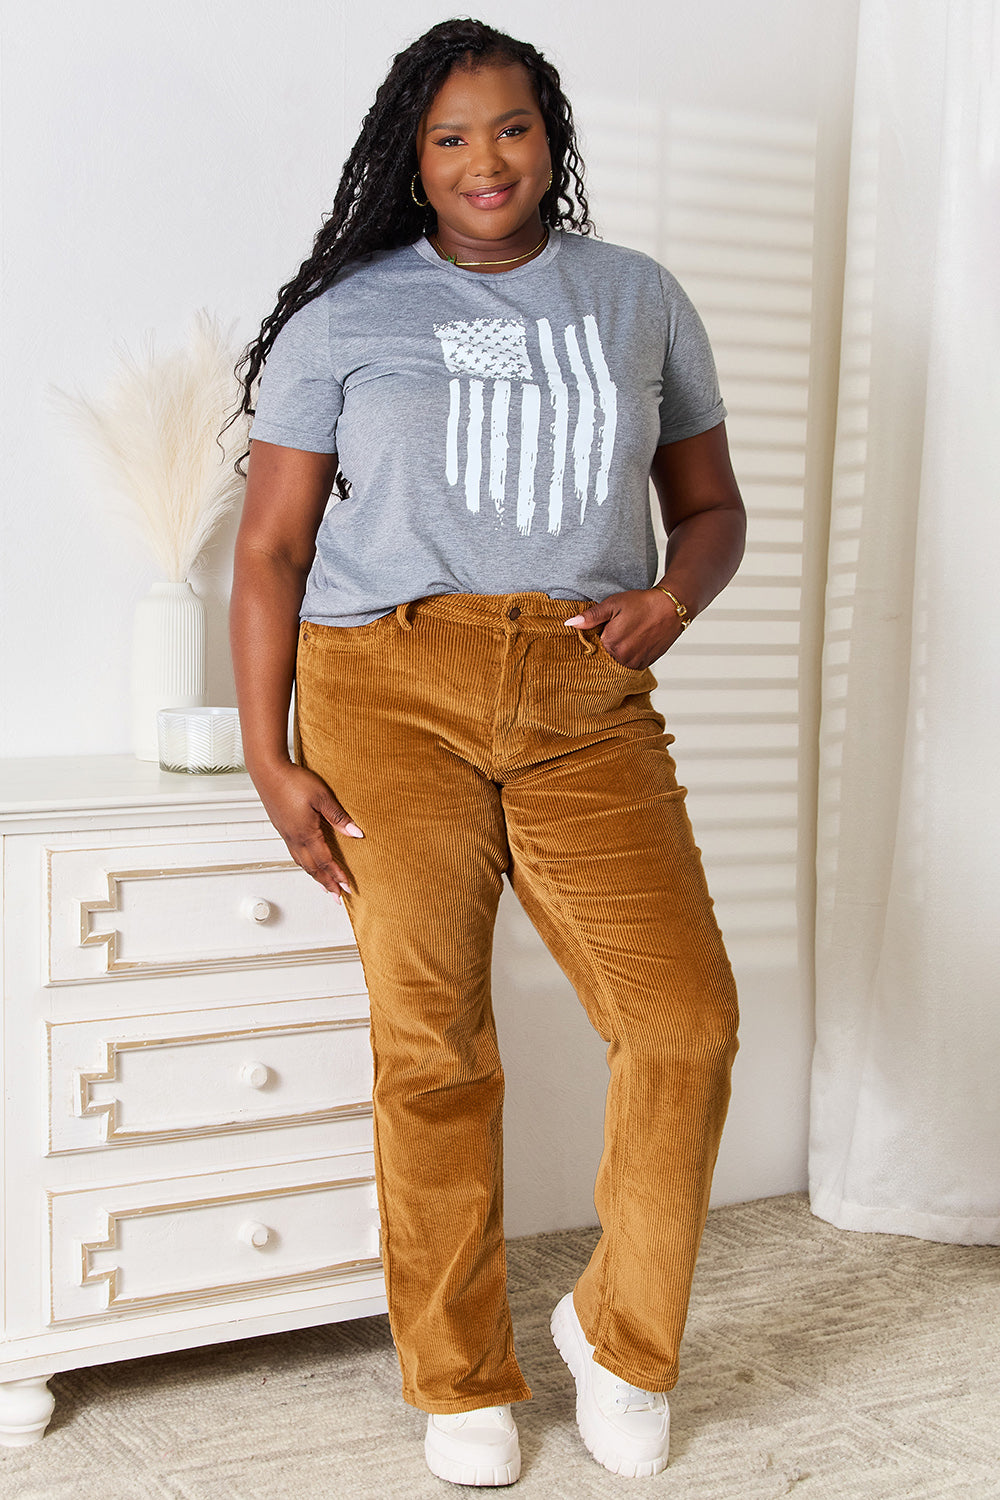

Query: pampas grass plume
[56,311,248,581]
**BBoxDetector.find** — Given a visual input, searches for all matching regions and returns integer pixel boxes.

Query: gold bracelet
[655,586,692,629]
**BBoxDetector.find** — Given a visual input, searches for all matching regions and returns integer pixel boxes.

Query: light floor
[2,1194,997,1499]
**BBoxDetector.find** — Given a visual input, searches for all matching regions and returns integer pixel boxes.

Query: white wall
[0,0,859,1235]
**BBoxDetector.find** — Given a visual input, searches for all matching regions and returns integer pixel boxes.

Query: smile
[463,183,517,208]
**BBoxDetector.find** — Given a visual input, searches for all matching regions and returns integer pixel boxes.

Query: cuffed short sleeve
[249,292,342,453]
[657,267,727,447]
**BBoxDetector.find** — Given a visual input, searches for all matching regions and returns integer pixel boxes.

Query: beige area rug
[2,1194,998,1500]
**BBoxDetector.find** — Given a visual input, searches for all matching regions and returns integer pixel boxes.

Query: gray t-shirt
[250,230,726,626]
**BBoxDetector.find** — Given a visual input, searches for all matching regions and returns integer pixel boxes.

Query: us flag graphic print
[433,315,618,535]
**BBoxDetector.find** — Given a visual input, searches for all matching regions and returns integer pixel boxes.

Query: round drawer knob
[240,1061,270,1089]
[239,1221,272,1249]
[242,897,273,924]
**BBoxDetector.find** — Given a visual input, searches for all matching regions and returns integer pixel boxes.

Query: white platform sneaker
[424,1404,521,1487]
[550,1293,670,1477]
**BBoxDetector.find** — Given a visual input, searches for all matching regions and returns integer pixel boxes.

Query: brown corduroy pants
[294,591,739,1415]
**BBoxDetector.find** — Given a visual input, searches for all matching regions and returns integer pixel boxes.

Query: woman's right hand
[252,761,363,900]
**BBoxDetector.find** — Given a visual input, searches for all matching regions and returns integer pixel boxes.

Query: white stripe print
[584,315,617,508]
[446,379,461,487]
[563,325,595,521]
[537,318,568,533]
[489,381,511,516]
[464,380,484,514]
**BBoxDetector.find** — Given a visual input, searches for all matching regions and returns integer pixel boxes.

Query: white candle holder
[157,707,244,774]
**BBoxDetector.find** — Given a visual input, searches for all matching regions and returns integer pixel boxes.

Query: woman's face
[416,61,551,254]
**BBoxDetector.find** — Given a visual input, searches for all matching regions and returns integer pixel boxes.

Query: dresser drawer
[47,1002,373,1153]
[48,1155,381,1323]
[46,834,357,984]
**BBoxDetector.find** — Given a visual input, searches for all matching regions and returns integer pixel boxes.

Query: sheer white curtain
[810,0,1000,1243]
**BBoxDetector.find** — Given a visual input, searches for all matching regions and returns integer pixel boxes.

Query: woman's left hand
[564,588,684,670]
[565,425,748,669]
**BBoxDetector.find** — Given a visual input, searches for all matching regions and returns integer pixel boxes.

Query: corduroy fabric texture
[294,592,739,1415]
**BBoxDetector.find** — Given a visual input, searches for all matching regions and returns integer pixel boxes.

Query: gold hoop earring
[411,173,429,207]
[546,169,554,192]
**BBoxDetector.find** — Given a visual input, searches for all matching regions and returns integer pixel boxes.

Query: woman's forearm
[657,506,747,619]
[229,546,308,780]
[650,424,747,621]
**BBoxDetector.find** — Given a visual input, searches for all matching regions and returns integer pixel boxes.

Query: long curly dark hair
[231,18,593,481]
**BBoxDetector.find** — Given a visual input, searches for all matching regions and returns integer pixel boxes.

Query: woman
[230,18,744,1488]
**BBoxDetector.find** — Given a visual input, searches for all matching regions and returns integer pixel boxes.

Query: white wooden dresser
[0,756,385,1445]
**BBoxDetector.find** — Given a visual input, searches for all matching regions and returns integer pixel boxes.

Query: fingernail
[339,882,352,894]
[344,822,364,838]
[564,615,585,627]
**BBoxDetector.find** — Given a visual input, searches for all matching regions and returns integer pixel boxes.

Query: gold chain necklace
[430,229,548,269]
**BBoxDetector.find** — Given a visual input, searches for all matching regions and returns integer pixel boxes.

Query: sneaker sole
[424,1433,521,1487]
[550,1295,669,1479]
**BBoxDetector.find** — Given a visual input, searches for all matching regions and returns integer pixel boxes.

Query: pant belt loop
[395,600,415,631]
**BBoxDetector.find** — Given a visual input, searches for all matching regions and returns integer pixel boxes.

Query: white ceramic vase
[131,580,207,760]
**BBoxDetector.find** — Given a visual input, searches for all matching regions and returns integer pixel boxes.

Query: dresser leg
[0,1376,56,1445]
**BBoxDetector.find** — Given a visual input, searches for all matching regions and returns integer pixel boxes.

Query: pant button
[507,606,521,620]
